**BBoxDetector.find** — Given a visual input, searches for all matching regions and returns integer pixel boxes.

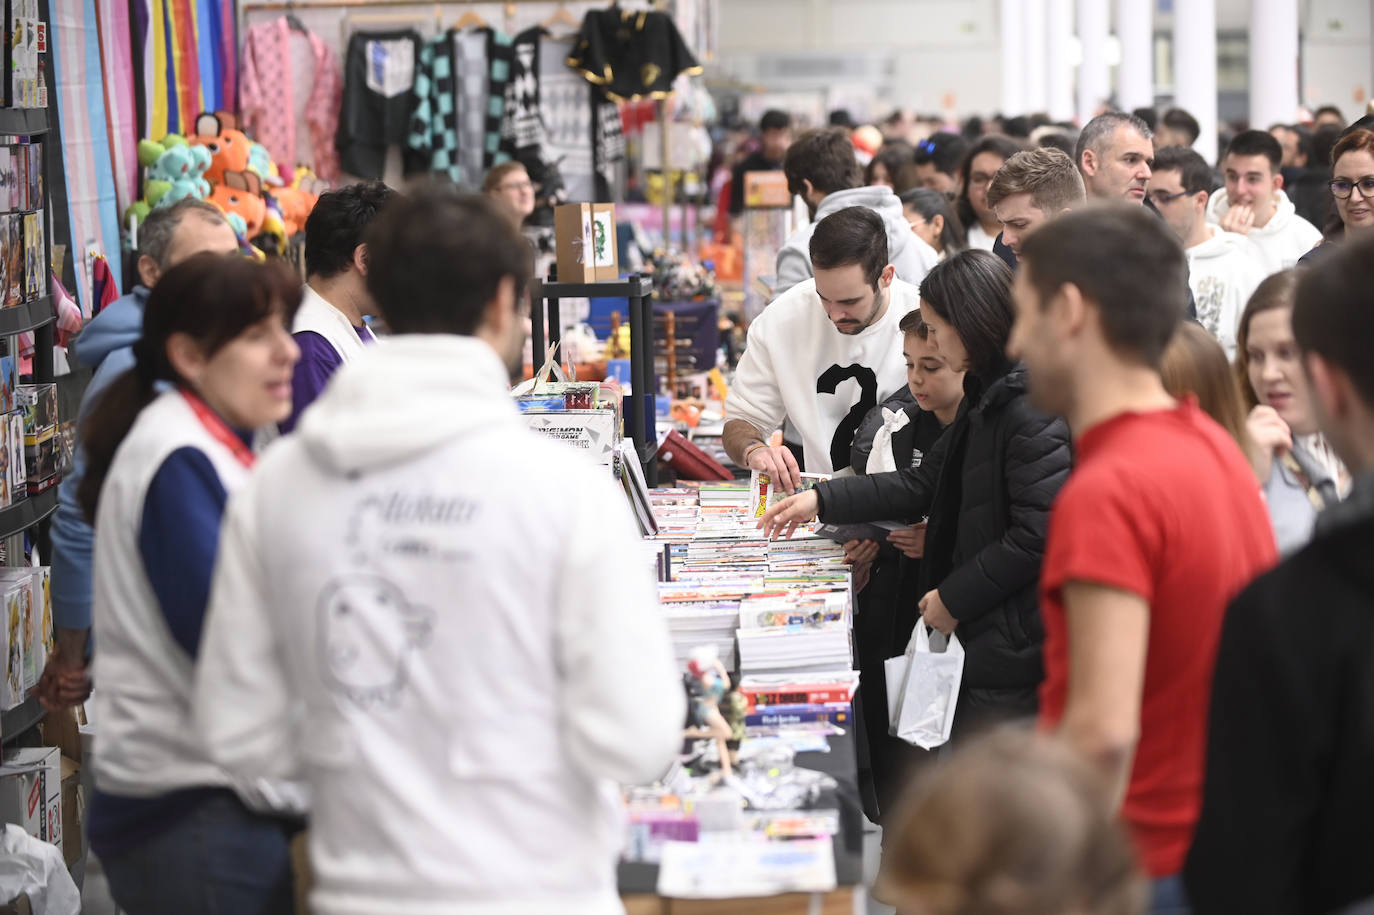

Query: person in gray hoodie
[775,127,938,297]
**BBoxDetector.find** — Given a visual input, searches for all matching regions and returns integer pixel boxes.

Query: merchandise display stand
[531,274,658,485]
[0,100,57,748]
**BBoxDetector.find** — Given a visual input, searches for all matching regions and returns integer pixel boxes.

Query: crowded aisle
[1,2,1374,915]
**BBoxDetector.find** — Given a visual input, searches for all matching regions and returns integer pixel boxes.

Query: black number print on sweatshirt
[817,364,878,471]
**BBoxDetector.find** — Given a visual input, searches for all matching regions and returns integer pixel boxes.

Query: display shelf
[0,107,48,136]
[533,275,654,300]
[0,486,58,540]
[0,295,54,336]
[0,694,45,745]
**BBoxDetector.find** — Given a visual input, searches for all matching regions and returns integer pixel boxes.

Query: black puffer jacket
[816,363,1071,731]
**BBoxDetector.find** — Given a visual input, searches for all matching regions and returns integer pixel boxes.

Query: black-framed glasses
[1329,176,1374,199]
[1148,189,1190,206]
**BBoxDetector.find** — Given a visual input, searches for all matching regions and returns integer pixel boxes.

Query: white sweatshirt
[193,335,685,915]
[774,186,938,297]
[727,277,920,475]
[1205,189,1322,273]
[1186,226,1268,360]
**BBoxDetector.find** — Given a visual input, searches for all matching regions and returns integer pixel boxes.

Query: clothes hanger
[453,9,487,29]
[284,0,309,33]
[540,0,578,33]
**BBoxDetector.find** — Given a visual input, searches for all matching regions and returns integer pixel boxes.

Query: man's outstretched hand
[758,489,820,540]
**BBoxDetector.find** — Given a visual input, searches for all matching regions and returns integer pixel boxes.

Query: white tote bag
[889,625,965,749]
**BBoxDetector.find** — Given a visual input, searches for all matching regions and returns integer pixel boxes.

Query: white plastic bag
[890,625,964,749]
[866,407,911,475]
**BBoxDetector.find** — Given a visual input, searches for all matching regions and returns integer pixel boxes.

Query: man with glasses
[1149,146,1265,358]
[1206,130,1322,272]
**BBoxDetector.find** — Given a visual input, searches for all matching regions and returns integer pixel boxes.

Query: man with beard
[726,206,921,487]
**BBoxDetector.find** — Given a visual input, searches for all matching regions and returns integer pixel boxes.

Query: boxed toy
[8,410,25,501]
[0,571,34,691]
[22,425,54,481]
[523,409,619,466]
[29,566,49,671]
[15,382,54,433]
[24,141,39,211]
[0,747,62,855]
[21,212,35,299]
[4,212,20,306]
[2,581,20,708]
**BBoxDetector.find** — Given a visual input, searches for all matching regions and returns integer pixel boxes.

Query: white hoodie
[1186,226,1268,359]
[1205,189,1322,273]
[774,186,939,297]
[193,335,685,915]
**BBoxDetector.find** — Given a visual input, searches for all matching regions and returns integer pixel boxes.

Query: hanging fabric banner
[95,0,137,216]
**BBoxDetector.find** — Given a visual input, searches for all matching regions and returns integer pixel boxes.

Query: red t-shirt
[1038,400,1277,878]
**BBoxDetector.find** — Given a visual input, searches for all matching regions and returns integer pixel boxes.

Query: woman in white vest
[78,253,303,914]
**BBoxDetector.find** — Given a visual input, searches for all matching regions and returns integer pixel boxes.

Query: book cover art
[749,469,830,520]
[12,143,26,212]
[25,141,38,208]
[6,214,22,306]
[3,588,20,708]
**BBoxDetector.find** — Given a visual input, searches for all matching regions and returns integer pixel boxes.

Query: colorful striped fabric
[95,0,138,217]
[132,0,235,141]
[51,0,123,315]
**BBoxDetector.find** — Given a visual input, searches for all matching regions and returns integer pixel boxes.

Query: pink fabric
[239,18,341,181]
[95,0,138,217]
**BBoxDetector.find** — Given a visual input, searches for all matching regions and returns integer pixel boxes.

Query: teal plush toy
[125,134,213,226]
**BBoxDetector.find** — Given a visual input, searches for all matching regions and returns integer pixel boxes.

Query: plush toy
[271,166,328,237]
[247,141,283,188]
[190,112,254,186]
[124,133,213,227]
[208,171,267,239]
[256,194,288,255]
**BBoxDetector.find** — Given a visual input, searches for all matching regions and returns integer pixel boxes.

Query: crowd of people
[738,103,1374,914]
[24,96,1374,915]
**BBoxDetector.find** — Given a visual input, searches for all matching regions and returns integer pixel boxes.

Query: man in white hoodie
[194,189,685,915]
[1207,130,1322,273]
[774,127,937,297]
[1150,146,1267,359]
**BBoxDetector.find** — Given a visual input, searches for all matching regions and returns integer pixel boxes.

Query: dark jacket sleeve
[1184,567,1329,915]
[818,420,947,523]
[939,405,1070,625]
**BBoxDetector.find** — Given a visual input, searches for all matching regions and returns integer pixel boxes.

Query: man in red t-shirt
[1007,204,1277,909]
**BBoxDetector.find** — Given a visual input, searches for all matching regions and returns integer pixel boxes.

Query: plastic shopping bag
[891,625,965,749]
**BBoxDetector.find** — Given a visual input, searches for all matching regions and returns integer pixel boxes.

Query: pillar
[1047,0,1076,122]
[1249,0,1300,129]
[1115,0,1154,112]
[1001,0,1026,115]
[1174,0,1218,163]
[1023,0,1049,114]
[1077,0,1110,123]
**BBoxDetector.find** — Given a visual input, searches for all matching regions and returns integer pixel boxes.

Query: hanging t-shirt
[1037,401,1276,878]
[539,35,594,201]
[452,29,488,187]
[565,7,702,101]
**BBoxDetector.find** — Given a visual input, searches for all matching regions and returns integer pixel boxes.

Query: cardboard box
[591,203,619,282]
[553,203,597,283]
[744,170,791,208]
[524,409,619,466]
[59,754,80,869]
[0,746,61,855]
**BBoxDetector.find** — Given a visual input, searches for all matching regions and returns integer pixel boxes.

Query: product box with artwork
[553,203,597,283]
[0,571,34,692]
[16,382,54,434]
[0,352,16,414]
[5,212,21,307]
[22,424,55,481]
[29,566,49,673]
[6,410,23,503]
[2,581,20,709]
[523,409,619,466]
[0,746,62,854]
[744,170,791,208]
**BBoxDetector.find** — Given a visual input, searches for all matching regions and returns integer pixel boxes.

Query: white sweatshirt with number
[727,277,920,475]
[1186,226,1269,360]
[193,335,685,915]
[1205,189,1322,273]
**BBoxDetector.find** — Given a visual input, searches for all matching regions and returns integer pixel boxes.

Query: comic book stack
[0,138,44,309]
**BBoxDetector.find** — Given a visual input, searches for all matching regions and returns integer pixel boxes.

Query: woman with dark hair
[901,188,967,259]
[956,135,1022,251]
[762,249,1071,757]
[81,253,303,915]
[867,141,918,193]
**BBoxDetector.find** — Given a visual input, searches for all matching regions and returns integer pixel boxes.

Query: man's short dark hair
[305,181,397,280]
[1075,111,1154,171]
[1132,107,1159,132]
[364,186,531,335]
[809,206,888,289]
[1224,130,1283,172]
[1314,104,1346,125]
[1294,234,1374,407]
[898,307,929,339]
[1019,203,1188,370]
[919,249,1015,377]
[1161,107,1201,145]
[760,109,791,132]
[1150,145,1216,196]
[913,132,970,177]
[784,128,863,198]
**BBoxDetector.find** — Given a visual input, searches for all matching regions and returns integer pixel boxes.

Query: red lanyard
[180,388,256,469]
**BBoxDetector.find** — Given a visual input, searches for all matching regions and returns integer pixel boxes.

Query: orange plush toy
[209,171,267,239]
[190,112,254,186]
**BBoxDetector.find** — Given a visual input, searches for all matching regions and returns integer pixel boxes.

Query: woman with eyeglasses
[955,135,1023,252]
[900,188,967,260]
[1328,128,1374,240]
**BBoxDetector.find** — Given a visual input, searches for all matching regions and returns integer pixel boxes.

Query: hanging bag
[887,624,964,749]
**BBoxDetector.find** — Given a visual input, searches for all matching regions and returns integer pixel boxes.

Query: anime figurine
[684,646,735,778]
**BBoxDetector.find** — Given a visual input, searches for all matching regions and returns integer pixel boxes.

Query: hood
[297,335,519,475]
[71,287,149,371]
[1189,226,1255,261]
[815,186,936,269]
[967,361,1027,413]
[1206,188,1299,237]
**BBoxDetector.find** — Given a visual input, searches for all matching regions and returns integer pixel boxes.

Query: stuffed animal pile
[125,110,330,257]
